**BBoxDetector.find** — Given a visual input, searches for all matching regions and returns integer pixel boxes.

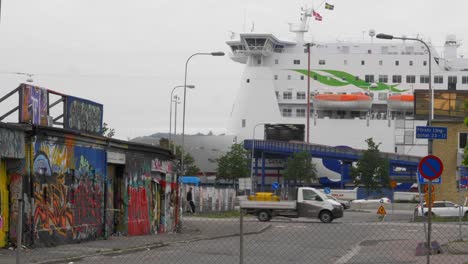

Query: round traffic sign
[272,182,279,190]
[418,155,443,181]
[324,187,331,194]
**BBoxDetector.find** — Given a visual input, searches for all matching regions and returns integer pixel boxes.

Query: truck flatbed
[240,200,296,210]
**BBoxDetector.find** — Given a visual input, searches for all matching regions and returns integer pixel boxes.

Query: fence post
[239,208,244,264]
[16,197,23,264]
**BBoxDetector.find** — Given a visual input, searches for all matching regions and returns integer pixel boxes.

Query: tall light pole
[251,123,268,194]
[176,51,224,230]
[303,43,314,143]
[172,95,180,153]
[377,33,433,263]
[169,85,194,146]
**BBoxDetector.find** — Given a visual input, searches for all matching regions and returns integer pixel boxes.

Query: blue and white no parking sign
[418,155,444,181]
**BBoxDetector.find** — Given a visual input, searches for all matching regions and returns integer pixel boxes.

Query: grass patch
[189,210,241,218]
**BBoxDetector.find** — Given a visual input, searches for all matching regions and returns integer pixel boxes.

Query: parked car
[327,196,351,209]
[352,197,391,204]
[414,201,468,217]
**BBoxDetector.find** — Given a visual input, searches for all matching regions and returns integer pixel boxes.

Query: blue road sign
[416,126,447,139]
[324,187,331,194]
[418,170,441,184]
[418,155,444,181]
[272,182,279,190]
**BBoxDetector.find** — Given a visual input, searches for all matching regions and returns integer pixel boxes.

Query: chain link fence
[2,199,468,263]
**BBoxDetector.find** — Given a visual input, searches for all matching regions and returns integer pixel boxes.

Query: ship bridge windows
[462,76,468,84]
[283,92,292,100]
[230,45,246,53]
[274,44,284,53]
[406,75,416,83]
[420,75,429,84]
[245,38,267,50]
[378,75,388,83]
[434,75,444,84]
[365,75,374,83]
[392,75,402,83]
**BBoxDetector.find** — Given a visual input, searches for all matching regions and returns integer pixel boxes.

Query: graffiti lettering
[66,98,103,134]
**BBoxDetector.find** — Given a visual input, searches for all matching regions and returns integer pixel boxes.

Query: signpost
[416,126,448,140]
[324,187,331,195]
[418,155,443,259]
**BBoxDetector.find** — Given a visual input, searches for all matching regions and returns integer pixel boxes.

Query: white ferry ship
[226,8,466,183]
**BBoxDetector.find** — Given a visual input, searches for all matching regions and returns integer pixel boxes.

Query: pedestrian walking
[186,187,195,213]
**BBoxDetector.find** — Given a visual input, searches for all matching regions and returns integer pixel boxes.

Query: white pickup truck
[240,187,344,223]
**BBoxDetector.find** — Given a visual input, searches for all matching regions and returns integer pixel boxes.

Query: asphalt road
[75,210,468,264]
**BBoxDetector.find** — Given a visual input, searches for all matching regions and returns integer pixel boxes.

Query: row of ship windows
[272,74,468,84]
[275,59,427,67]
[278,91,389,100]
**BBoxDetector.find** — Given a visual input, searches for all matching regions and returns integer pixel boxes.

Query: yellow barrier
[248,192,280,201]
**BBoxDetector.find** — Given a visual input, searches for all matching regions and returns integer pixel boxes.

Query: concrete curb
[36,225,272,264]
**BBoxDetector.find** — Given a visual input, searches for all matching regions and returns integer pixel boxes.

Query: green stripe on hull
[291,69,407,93]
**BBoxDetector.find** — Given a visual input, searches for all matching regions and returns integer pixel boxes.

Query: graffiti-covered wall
[6,159,32,246]
[0,127,25,159]
[19,84,48,126]
[32,137,106,246]
[122,155,153,236]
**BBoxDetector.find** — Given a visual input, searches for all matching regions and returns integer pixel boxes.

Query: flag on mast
[312,10,322,21]
[325,3,335,10]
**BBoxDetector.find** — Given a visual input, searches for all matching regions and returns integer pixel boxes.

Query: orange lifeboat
[387,94,414,111]
[313,93,372,111]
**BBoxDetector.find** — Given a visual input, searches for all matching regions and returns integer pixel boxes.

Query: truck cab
[296,187,344,223]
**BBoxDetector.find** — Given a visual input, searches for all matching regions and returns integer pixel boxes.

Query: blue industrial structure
[244,140,422,191]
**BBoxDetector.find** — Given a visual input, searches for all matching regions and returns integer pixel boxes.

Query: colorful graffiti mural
[6,160,27,244]
[32,139,106,246]
[19,84,48,125]
[124,156,152,236]
[65,96,103,135]
[0,127,25,159]
[0,161,8,247]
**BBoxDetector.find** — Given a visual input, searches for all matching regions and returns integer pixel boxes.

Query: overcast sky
[0,0,467,140]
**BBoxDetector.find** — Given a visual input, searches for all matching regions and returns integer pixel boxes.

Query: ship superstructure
[226,8,468,181]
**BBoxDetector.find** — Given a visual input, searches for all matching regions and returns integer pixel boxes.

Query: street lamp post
[173,95,180,153]
[377,33,433,262]
[169,85,194,147]
[250,123,268,194]
[176,51,224,230]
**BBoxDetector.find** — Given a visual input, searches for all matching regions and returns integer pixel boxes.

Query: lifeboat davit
[313,93,372,111]
[387,94,414,112]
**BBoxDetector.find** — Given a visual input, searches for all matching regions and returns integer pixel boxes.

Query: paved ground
[0,217,267,264]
